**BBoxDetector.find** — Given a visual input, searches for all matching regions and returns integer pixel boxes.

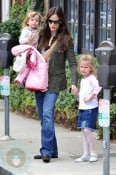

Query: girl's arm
[65,45,78,96]
[84,93,96,102]
[19,28,30,44]
[84,75,102,102]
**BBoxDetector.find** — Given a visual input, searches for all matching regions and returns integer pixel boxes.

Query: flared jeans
[35,90,59,156]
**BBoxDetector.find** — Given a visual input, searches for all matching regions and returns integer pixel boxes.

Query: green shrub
[10,81,37,119]
[0,19,21,38]
[0,3,28,39]
[0,1,36,36]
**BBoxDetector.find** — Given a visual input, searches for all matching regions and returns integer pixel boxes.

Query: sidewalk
[0,99,116,175]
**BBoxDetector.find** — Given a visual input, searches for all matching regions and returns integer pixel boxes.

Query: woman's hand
[44,40,57,62]
[70,85,78,96]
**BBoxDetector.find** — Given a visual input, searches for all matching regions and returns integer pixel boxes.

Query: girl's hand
[83,94,96,102]
[83,97,90,102]
[28,34,34,42]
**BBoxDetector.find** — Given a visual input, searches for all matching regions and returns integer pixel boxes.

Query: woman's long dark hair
[38,6,73,51]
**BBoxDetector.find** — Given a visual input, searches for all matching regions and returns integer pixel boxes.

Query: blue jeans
[35,90,59,156]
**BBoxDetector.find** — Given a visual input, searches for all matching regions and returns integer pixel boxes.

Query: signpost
[0,68,12,140]
[98,89,110,175]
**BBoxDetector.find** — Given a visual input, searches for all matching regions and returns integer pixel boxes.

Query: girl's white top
[19,27,39,48]
[78,74,102,110]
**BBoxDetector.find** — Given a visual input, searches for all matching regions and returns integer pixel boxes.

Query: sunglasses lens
[48,19,60,24]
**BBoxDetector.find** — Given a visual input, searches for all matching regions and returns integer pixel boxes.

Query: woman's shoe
[42,155,51,163]
[34,154,58,159]
[34,155,42,159]
[75,155,90,162]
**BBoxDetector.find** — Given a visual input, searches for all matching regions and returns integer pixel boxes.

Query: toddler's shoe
[89,154,98,162]
[75,155,90,162]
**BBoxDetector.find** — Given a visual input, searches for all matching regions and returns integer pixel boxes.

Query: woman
[34,6,78,163]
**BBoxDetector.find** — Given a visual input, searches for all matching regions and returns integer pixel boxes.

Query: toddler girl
[19,10,42,68]
[13,10,42,86]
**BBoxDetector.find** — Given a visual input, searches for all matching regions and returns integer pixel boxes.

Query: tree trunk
[30,0,36,10]
[30,0,44,13]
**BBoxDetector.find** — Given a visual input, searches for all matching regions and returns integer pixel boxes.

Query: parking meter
[95,41,116,175]
[95,41,116,88]
[0,33,18,140]
[0,33,18,68]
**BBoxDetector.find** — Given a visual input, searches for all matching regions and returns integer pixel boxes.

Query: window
[82,0,95,51]
[68,0,79,53]
[50,0,64,8]
[99,0,112,42]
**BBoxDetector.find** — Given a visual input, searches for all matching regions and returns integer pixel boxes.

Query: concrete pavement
[0,99,116,175]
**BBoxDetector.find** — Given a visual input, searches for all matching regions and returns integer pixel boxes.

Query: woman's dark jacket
[39,43,78,93]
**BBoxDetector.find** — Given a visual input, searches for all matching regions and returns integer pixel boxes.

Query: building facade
[0,0,116,54]
[48,0,116,54]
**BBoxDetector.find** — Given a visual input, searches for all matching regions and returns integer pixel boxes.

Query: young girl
[75,54,102,162]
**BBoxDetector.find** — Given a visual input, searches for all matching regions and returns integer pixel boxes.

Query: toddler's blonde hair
[77,54,97,77]
[22,10,42,27]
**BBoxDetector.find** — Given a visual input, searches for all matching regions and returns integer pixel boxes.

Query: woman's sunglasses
[48,19,60,25]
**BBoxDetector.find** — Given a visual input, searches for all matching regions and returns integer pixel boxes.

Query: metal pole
[103,88,110,175]
[0,67,12,140]
[4,67,10,136]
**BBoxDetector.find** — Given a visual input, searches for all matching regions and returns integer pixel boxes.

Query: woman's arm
[44,40,58,62]
[65,45,78,95]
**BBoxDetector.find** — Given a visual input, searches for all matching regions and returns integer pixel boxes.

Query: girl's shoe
[89,154,98,162]
[75,155,90,162]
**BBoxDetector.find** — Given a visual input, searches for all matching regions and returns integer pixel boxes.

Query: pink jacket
[12,44,48,91]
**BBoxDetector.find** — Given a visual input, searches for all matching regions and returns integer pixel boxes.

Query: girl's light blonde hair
[22,10,42,27]
[77,54,97,77]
